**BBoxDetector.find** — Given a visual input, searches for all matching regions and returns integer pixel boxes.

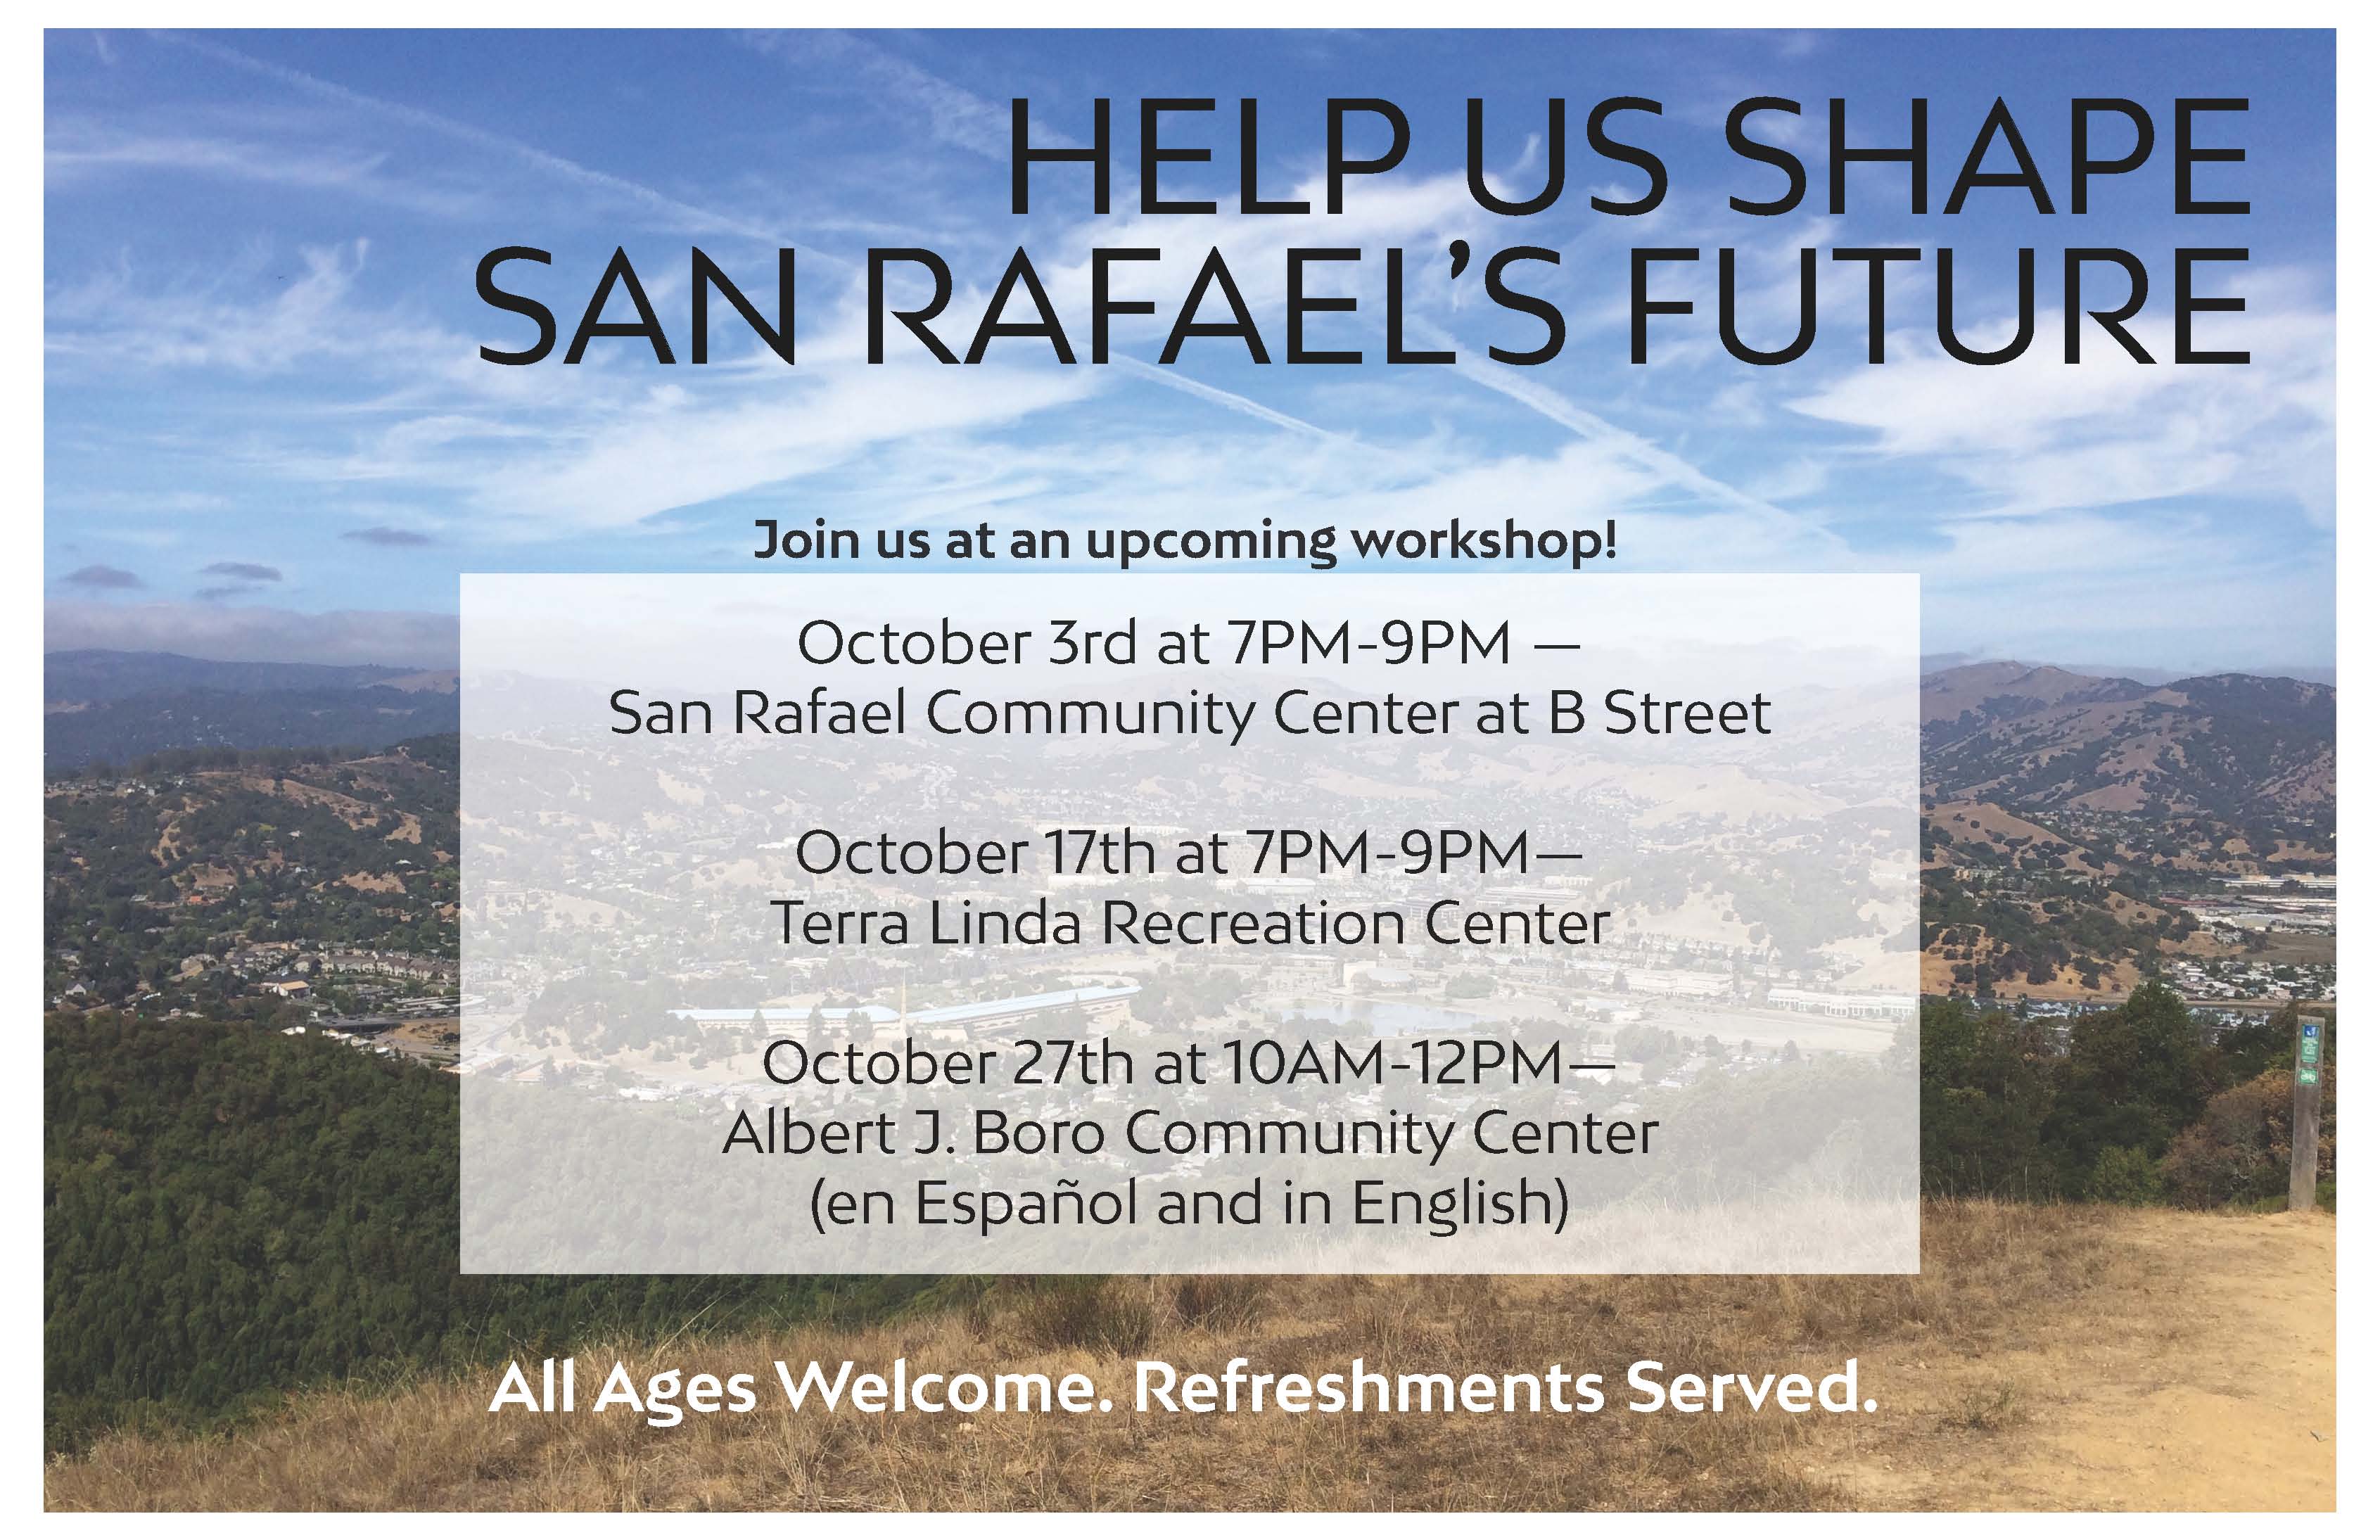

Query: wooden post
[2290,1016,2325,1211]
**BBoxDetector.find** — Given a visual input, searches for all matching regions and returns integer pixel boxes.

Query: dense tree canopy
[1920,985,2336,1204]
[44,1011,935,1451]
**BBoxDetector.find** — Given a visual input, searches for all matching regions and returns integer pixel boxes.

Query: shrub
[1167,1274,1268,1333]
[2085,1145,2164,1205]
[986,1278,1157,1357]
[2163,1067,2333,1209]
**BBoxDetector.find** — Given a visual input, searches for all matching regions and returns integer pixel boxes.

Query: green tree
[2045,983,2212,1191]
[1918,997,2057,1197]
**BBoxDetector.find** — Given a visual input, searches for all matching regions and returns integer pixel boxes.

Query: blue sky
[44,28,2335,673]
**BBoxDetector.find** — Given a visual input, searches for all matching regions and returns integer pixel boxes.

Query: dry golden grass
[45,1202,2334,1513]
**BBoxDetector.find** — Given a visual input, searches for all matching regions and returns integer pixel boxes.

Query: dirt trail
[1826,1209,2335,1510]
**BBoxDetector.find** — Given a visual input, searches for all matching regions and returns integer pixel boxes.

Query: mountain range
[1920,662,2334,832]
[42,651,2339,848]
[44,650,459,772]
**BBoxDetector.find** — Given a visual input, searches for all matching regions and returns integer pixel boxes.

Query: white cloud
[1786,294,2334,522]
[464,364,1103,532]
[158,30,794,244]
[45,120,485,219]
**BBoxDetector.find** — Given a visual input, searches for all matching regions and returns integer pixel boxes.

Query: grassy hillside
[39,663,2341,1475]
[44,1204,2336,1511]
[43,986,2329,1454]
[1921,666,2334,838]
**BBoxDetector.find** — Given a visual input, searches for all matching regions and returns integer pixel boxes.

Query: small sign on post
[2291,1018,2325,1211]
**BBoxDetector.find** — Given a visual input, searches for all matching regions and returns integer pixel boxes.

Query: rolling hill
[44,650,459,772]
[1921,664,2334,832]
